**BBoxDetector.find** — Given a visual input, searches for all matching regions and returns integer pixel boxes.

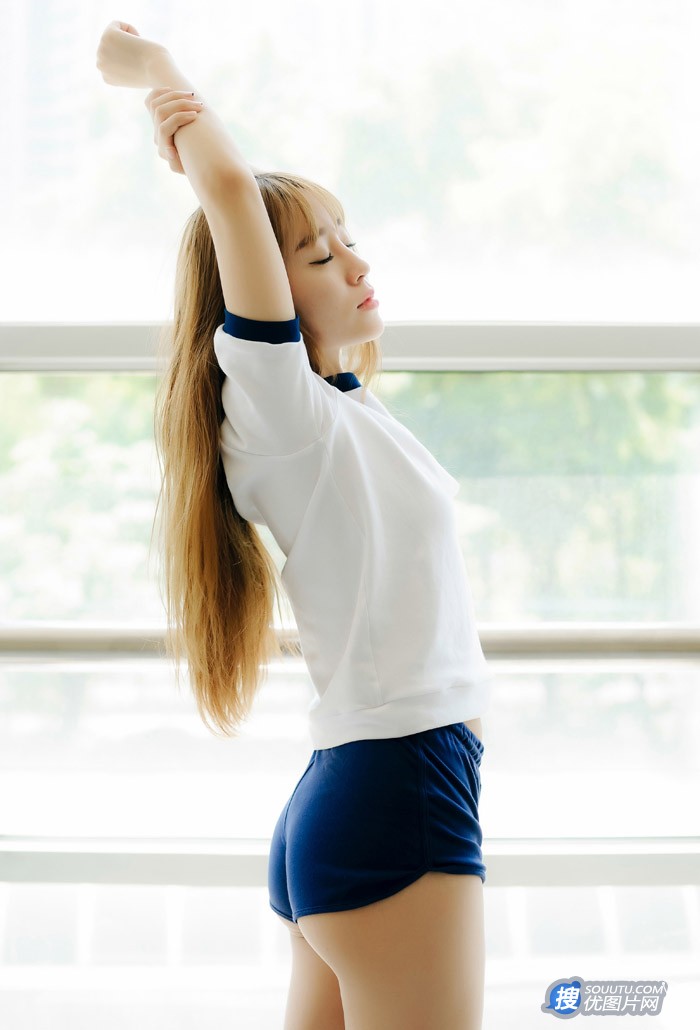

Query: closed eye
[312,243,357,265]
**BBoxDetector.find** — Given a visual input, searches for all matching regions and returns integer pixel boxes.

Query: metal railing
[1,321,700,372]
[1,620,699,660]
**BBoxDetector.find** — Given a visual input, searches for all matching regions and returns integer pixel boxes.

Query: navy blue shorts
[268,721,485,924]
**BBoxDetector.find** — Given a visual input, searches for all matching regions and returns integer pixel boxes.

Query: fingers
[145,88,199,110]
[144,90,202,132]
[151,100,202,137]
[144,90,203,170]
[108,19,138,34]
[150,98,203,134]
[156,109,199,155]
[167,155,187,175]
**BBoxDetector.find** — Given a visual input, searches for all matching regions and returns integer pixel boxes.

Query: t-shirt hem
[308,676,493,750]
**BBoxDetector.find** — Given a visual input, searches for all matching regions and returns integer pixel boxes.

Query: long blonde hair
[150,172,382,737]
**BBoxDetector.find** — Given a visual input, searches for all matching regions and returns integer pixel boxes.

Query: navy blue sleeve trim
[223,309,301,344]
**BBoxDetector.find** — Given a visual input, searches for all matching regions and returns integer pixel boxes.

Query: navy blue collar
[323,371,363,392]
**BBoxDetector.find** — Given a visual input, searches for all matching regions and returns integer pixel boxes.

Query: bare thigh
[297,870,484,1030]
[275,914,345,1030]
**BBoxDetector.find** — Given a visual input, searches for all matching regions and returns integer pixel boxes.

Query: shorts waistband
[449,721,485,765]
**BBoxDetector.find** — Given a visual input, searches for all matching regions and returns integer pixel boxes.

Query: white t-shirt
[214,310,493,749]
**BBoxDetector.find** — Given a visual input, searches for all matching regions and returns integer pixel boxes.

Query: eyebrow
[295,217,343,252]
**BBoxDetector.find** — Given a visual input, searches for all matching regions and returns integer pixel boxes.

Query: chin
[369,315,385,338]
[364,310,384,330]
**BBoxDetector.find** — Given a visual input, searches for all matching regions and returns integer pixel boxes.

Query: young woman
[97,20,493,1030]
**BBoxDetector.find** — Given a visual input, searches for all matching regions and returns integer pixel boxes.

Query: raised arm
[97,22,295,322]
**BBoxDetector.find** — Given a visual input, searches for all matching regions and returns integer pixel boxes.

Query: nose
[351,251,370,278]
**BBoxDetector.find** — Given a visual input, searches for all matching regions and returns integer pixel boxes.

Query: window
[1,1,699,1025]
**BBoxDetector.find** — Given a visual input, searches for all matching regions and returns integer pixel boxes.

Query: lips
[357,290,375,307]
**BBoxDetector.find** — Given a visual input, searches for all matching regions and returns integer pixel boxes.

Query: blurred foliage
[393,369,699,621]
[0,369,698,625]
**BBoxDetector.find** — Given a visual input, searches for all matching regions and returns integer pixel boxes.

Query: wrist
[145,46,181,88]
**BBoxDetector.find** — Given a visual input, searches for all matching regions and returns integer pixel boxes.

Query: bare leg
[297,871,484,1030]
[275,913,345,1030]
